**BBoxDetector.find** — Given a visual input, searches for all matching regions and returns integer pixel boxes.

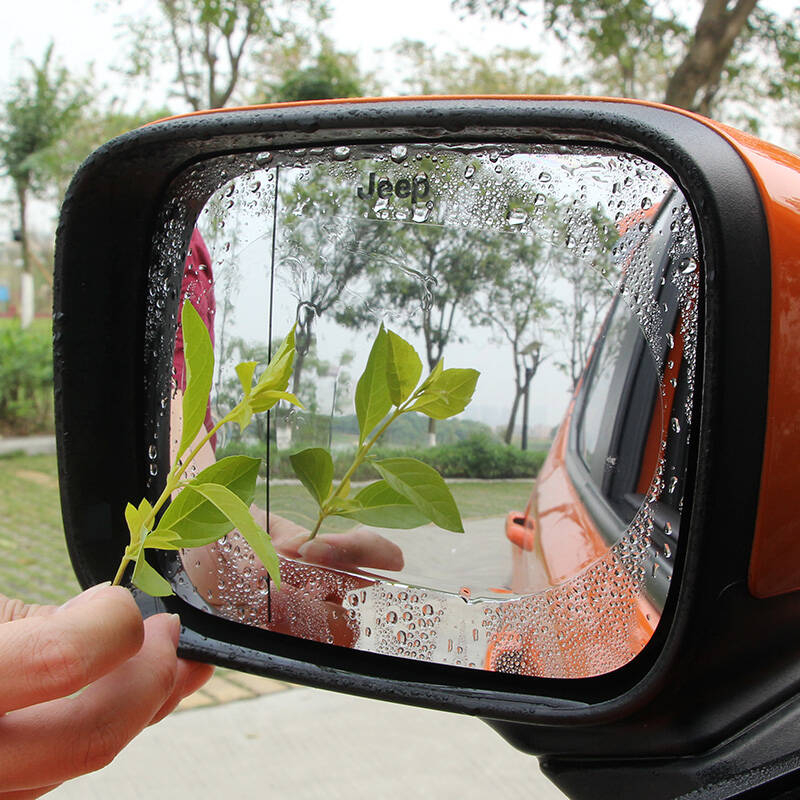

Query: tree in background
[393,39,573,95]
[550,205,619,391]
[453,0,800,132]
[340,223,506,446]
[117,0,331,111]
[468,236,553,444]
[0,44,88,327]
[268,36,373,101]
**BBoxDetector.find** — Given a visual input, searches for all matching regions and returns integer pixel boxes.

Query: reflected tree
[549,206,619,391]
[277,171,392,398]
[469,236,553,444]
[341,224,505,446]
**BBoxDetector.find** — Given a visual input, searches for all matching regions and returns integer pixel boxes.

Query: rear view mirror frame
[57,98,800,791]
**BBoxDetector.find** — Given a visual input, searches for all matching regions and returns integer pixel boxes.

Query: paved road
[50,686,567,799]
[0,435,56,457]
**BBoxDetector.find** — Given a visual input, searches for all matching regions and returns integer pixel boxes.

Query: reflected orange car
[489,190,693,676]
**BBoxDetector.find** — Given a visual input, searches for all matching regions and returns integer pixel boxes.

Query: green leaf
[249,389,303,413]
[235,361,258,396]
[409,368,480,420]
[124,502,143,544]
[144,528,183,550]
[385,329,422,406]
[418,357,444,392]
[256,326,295,392]
[185,482,281,588]
[227,402,253,433]
[125,498,153,549]
[355,326,392,444]
[373,457,464,532]
[157,455,260,541]
[289,447,334,506]
[177,301,214,460]
[131,554,173,596]
[335,480,431,529]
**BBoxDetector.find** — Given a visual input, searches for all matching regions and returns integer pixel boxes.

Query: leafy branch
[113,300,302,596]
[291,325,479,539]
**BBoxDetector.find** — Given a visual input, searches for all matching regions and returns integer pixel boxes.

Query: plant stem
[112,556,131,587]
[111,403,242,586]
[307,406,407,541]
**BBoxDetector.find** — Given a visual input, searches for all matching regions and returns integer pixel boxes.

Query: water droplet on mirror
[148,444,157,460]
[671,417,681,433]
[681,257,698,274]
[149,463,158,476]
[390,145,408,163]
[641,197,652,210]
[538,171,551,182]
[255,151,272,165]
[412,204,431,223]
[464,164,475,178]
[333,146,351,161]
[507,209,527,226]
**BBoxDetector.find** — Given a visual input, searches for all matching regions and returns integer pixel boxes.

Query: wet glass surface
[150,142,700,677]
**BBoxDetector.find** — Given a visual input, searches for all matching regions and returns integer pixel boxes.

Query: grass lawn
[260,480,533,534]
[0,450,532,606]
[0,453,80,605]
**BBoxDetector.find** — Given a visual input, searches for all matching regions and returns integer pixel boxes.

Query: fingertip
[145,613,182,649]
[297,539,335,564]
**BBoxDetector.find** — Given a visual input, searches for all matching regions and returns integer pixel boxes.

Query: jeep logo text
[356,172,430,203]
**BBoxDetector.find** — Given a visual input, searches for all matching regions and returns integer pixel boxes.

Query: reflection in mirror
[150,142,700,678]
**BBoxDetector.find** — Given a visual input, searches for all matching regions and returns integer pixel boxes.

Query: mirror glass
[150,142,700,678]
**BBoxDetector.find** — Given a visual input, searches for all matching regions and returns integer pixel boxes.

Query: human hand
[268,513,404,572]
[0,585,213,798]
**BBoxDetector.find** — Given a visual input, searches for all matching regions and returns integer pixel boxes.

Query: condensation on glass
[147,142,701,679]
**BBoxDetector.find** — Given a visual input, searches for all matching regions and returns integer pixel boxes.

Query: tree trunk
[504,388,523,445]
[428,416,437,447]
[16,183,34,329]
[665,0,758,113]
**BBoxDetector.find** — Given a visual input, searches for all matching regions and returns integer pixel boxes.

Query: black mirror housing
[55,98,800,798]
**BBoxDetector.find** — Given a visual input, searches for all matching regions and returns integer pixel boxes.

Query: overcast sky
[1,0,544,100]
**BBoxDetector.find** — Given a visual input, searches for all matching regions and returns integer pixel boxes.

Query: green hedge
[0,321,53,435]
[218,434,547,481]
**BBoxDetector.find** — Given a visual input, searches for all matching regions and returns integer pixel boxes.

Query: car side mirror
[55,98,800,799]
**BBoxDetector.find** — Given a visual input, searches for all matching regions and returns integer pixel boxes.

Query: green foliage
[0,321,53,435]
[393,39,573,96]
[273,40,366,101]
[0,43,88,194]
[292,326,479,538]
[452,0,800,133]
[117,0,331,110]
[114,302,302,595]
[414,434,546,479]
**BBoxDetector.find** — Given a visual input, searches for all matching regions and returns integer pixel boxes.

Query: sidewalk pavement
[50,683,567,800]
[0,434,56,457]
